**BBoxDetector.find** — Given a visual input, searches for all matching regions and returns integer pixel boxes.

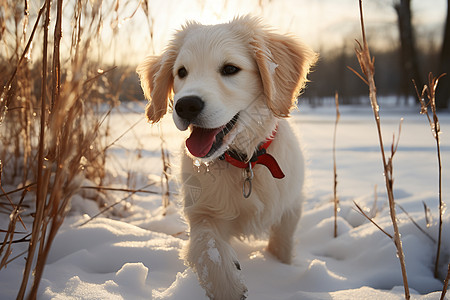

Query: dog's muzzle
[174,96,239,159]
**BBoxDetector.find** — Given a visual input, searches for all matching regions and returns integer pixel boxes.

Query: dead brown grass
[0,1,142,298]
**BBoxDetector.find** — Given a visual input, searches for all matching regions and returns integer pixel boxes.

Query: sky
[108,0,447,65]
[16,0,447,66]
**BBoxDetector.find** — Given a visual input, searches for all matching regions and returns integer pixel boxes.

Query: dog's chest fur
[181,119,304,238]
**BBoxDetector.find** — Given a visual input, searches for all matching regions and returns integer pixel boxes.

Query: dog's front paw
[186,236,247,300]
[202,253,247,300]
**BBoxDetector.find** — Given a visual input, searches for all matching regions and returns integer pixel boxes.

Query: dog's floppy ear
[136,48,177,123]
[252,28,317,117]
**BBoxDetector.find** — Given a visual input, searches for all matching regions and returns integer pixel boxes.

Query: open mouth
[185,113,239,158]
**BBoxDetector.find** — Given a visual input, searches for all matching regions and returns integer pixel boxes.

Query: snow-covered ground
[1,99,449,299]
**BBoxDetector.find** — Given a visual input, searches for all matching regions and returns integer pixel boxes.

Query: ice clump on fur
[268,61,278,75]
[207,238,221,265]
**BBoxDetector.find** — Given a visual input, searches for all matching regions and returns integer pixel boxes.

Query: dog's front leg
[183,219,248,300]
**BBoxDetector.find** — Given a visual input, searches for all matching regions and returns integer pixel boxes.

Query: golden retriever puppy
[137,15,316,300]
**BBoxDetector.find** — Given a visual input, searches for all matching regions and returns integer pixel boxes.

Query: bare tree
[436,0,450,110]
[394,0,423,99]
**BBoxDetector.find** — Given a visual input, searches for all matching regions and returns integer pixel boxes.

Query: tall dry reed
[350,1,410,298]
[413,73,445,279]
[441,263,450,300]
[333,92,340,238]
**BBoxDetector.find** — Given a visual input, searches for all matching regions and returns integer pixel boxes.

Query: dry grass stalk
[441,263,450,300]
[413,73,445,279]
[81,185,159,194]
[350,1,410,298]
[355,185,435,244]
[0,2,45,188]
[333,91,340,238]
[160,124,171,211]
[0,163,28,267]
[79,182,157,227]
[0,183,35,200]
[17,0,53,297]
[354,201,393,239]
[0,3,45,124]
[51,0,63,110]
[0,188,27,269]
[423,201,433,228]
[396,203,436,243]
[0,164,26,230]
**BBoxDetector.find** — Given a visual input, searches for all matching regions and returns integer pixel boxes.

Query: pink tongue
[186,126,225,158]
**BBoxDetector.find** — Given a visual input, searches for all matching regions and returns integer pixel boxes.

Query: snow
[206,239,222,266]
[1,99,449,299]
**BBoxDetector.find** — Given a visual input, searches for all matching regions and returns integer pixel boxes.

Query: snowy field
[1,99,449,299]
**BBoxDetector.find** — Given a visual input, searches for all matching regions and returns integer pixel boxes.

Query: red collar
[219,126,285,179]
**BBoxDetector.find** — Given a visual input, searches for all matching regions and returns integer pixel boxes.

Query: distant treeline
[0,45,441,106]
[305,45,441,105]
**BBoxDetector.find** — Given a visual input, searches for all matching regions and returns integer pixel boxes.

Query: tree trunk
[436,0,450,110]
[395,0,422,100]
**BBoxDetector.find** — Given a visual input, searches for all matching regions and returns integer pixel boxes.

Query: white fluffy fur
[137,16,317,300]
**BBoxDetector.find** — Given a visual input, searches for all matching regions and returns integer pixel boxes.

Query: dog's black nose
[175,96,204,121]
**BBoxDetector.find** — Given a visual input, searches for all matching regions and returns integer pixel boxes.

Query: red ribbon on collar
[222,127,285,179]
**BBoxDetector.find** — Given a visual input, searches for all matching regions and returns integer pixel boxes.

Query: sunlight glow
[88,0,447,65]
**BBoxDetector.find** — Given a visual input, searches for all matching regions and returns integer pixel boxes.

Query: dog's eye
[177,67,188,79]
[221,65,241,76]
